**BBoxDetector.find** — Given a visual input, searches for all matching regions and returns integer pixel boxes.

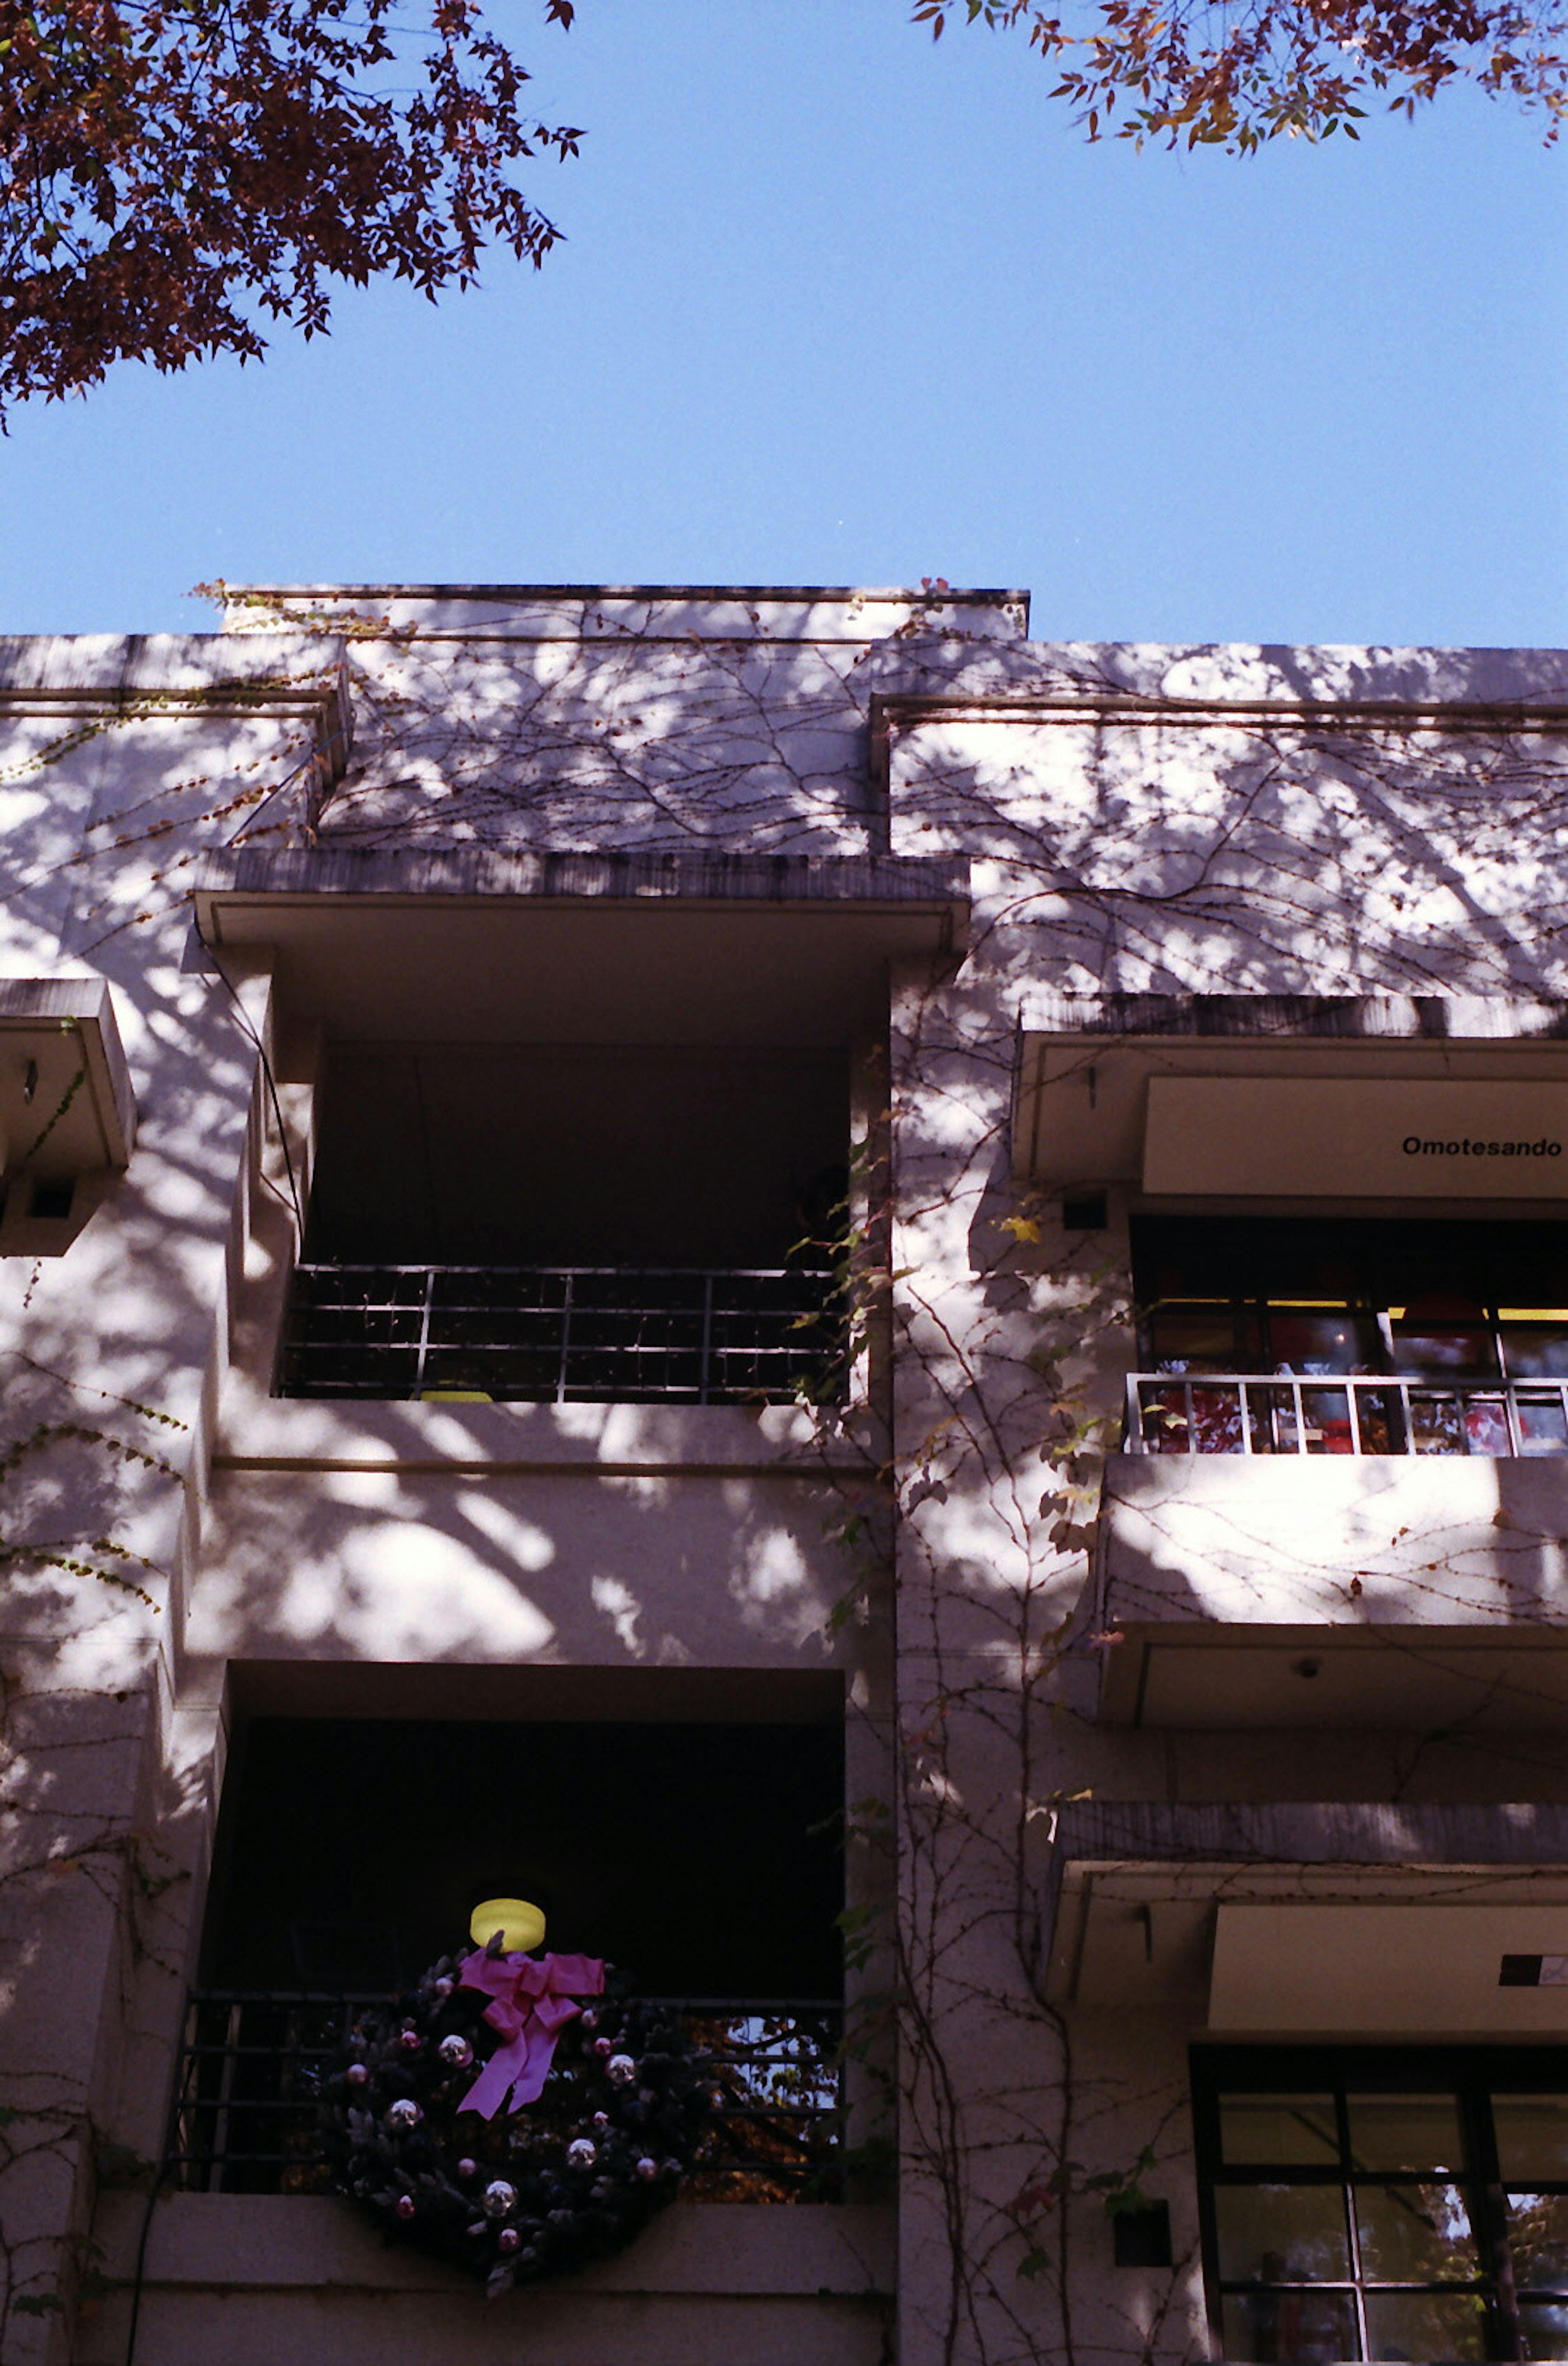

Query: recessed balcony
[276,1041,853,1407]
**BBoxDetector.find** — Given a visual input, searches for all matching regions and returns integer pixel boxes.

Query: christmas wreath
[320,1896,711,2295]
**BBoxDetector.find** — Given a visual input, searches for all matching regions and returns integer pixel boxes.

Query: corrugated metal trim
[221,582,1029,605]
[1039,1801,1568,1965]
[0,976,114,1023]
[1018,992,1568,1042]
[196,846,971,909]
[1055,1800,1568,1866]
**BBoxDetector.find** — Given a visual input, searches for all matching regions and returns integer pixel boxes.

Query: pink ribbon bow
[455,1947,605,2119]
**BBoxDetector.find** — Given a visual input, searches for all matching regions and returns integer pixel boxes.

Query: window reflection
[1354,2184,1477,2282]
[1200,2063,1568,2365]
[1223,2098,1341,2167]
[1508,2192,1568,2290]
[1345,2097,1464,2175]
[1498,2099,1568,2185]
[1215,2187,1351,2283]
[1221,2284,1359,2363]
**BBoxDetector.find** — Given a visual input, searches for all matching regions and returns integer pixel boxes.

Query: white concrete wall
[4,601,1568,2366]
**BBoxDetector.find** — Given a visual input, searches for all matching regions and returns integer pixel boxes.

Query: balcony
[169,1992,846,2204]
[278,1263,846,1406]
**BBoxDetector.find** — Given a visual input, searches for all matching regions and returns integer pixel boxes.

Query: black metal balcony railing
[278,1264,846,1406]
[1127,1371,1568,1457]
[167,1992,845,2204]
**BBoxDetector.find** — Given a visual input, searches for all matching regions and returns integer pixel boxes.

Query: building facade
[4,586,1568,2366]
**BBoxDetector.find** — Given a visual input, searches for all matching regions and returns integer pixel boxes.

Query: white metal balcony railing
[279,1263,846,1406]
[1125,1372,1568,1458]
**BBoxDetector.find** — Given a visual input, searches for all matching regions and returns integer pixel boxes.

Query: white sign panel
[1144,1076,1568,1198]
[1210,1904,1568,2034]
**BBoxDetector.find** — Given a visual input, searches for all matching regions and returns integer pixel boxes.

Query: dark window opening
[1064,1192,1109,1233]
[1194,2044,1568,2361]
[203,1716,844,1997]
[1114,2201,1174,2267]
[29,1177,73,1220]
[280,1045,851,1403]
[1136,1217,1568,1380]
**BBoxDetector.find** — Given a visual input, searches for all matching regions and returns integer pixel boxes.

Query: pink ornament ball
[591,2111,609,2130]
[399,2029,423,2053]
[635,2156,659,2181]
[497,2228,521,2254]
[579,2008,599,2030]
[456,2157,478,2180]
[395,2194,417,2221]
[433,1977,454,1998]
[345,2063,369,2086]
[592,2036,613,2056]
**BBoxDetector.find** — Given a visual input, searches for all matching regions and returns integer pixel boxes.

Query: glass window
[1352,2183,1477,2282]
[1500,1319,1568,1382]
[1147,1303,1253,1373]
[1223,2097,1341,2166]
[1215,2186,1351,2283]
[1361,2288,1489,2361]
[1220,2286,1360,2364]
[1507,2193,1568,2289]
[1345,2096,1465,2175]
[1267,1312,1382,1378]
[1197,2054,1568,2364]
[1518,2298,1568,2359]
[1496,2097,1568,2184]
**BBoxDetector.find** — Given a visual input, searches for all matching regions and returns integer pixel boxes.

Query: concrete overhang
[1042,1802,1568,2024]
[1098,1451,1568,1731]
[1013,991,1568,1197]
[194,847,970,1045]
[1102,1627,1568,1732]
[0,977,135,1176]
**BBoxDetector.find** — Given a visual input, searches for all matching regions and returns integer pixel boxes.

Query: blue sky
[2,1,1565,647]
